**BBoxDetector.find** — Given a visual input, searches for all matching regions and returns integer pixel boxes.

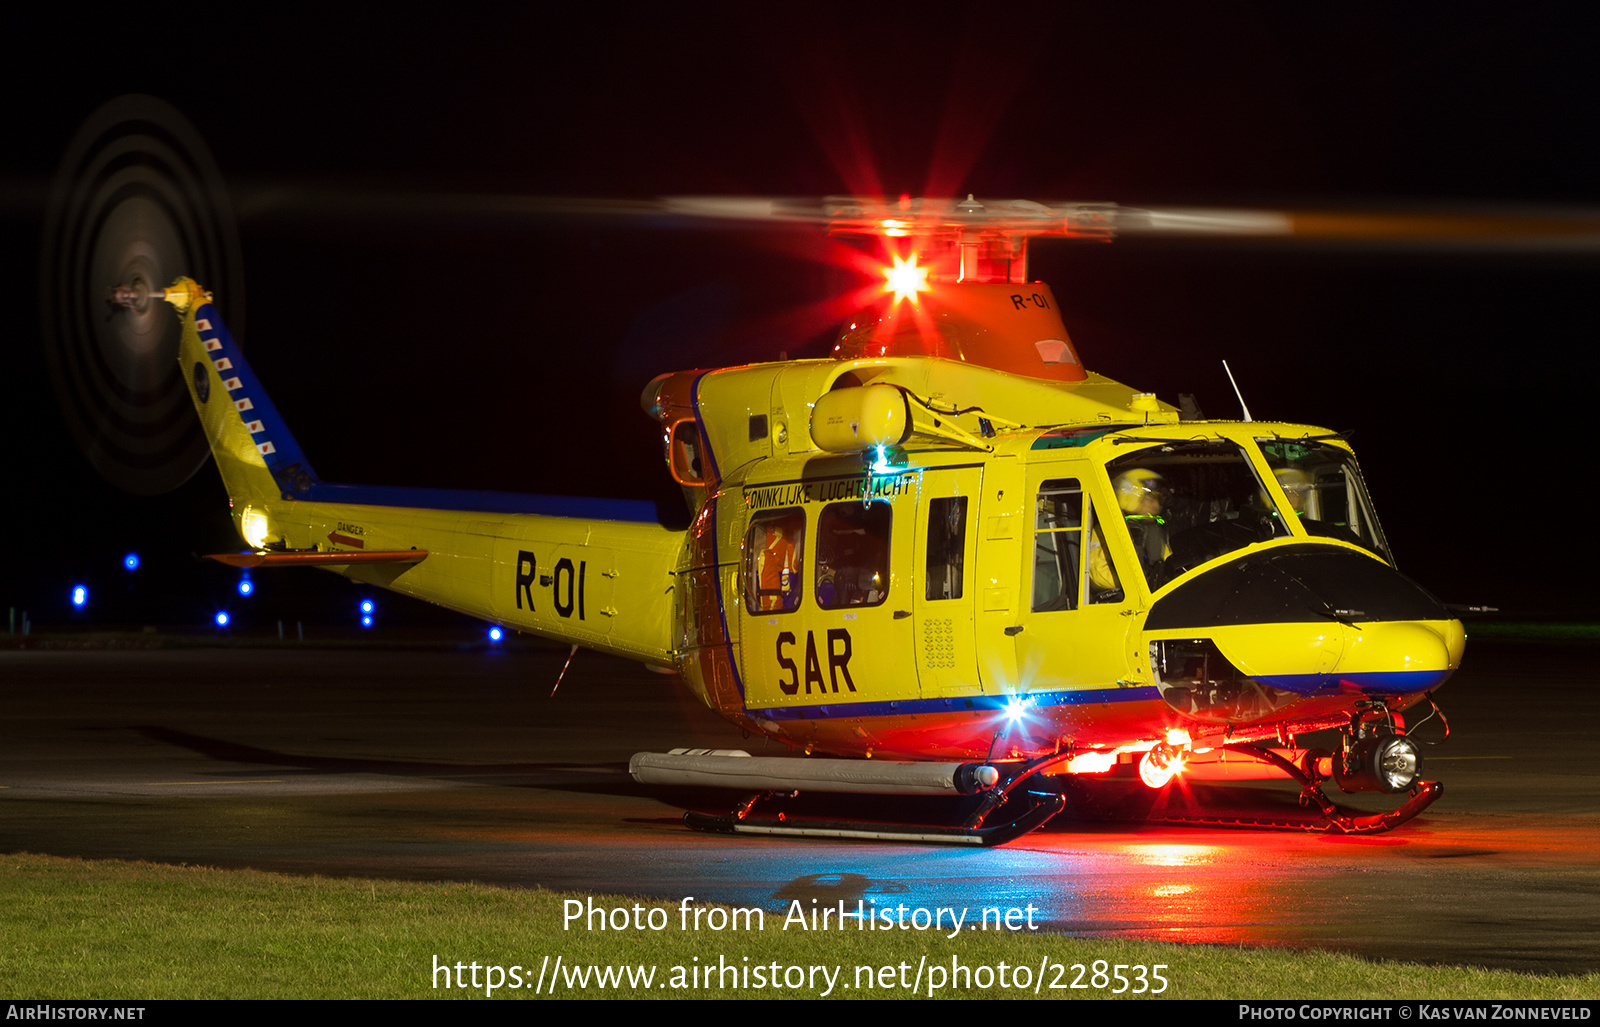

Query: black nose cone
[1145,543,1451,630]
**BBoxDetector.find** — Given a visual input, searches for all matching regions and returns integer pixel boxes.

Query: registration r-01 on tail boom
[144,196,1463,845]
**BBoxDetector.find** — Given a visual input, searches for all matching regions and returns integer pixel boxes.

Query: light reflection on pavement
[1,642,1597,973]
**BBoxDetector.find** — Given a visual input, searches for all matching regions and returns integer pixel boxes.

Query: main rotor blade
[232,188,839,228]
[233,187,1600,251]
[1111,205,1600,250]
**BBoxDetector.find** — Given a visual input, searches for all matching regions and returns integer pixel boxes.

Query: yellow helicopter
[113,195,1463,846]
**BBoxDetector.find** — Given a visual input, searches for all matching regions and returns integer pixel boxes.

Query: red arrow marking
[327,531,365,549]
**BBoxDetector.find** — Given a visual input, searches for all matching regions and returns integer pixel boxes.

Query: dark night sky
[3,6,1597,630]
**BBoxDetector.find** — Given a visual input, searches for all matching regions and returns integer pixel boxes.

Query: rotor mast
[822,194,1117,283]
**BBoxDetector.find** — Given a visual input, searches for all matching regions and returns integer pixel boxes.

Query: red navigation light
[881,252,931,306]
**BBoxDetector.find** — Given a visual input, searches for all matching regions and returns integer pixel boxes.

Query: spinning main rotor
[46,95,1600,495]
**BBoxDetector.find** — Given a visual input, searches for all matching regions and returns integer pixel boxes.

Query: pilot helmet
[1114,468,1165,513]
[1274,467,1311,510]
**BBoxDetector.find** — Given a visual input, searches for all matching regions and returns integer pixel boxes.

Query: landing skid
[660,738,1441,843]
[1144,781,1442,833]
[1221,743,1444,834]
[683,791,1066,847]
[1064,743,1443,834]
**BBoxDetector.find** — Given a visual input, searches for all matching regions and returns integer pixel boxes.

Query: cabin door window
[816,502,892,609]
[914,467,984,700]
[924,496,968,601]
[743,509,805,614]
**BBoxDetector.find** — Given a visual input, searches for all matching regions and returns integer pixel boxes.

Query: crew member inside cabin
[1275,467,1311,515]
[759,522,798,611]
[1091,468,1172,591]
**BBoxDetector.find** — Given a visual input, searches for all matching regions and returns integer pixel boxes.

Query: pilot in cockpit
[1091,468,1172,591]
[1274,467,1312,516]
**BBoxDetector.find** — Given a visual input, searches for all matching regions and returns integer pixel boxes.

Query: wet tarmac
[2,638,1596,974]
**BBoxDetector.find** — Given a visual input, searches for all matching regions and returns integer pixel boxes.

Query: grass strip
[1,853,1594,1000]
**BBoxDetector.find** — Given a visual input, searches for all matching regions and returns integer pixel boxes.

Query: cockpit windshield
[1103,439,1289,591]
[1257,439,1391,562]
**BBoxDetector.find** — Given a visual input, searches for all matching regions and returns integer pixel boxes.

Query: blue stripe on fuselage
[747,669,1449,722]
[750,685,1164,721]
[1255,669,1452,697]
[297,482,663,522]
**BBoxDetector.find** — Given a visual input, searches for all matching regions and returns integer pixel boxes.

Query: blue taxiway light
[488,626,504,643]
[215,612,230,628]
[123,553,140,571]
[71,585,88,608]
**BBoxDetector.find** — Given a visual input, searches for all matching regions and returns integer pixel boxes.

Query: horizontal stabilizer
[207,550,429,568]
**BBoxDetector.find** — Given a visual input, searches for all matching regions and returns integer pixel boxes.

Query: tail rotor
[40,94,244,495]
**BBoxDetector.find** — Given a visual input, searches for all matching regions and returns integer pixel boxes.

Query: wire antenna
[551,644,580,697]
[1222,360,1254,422]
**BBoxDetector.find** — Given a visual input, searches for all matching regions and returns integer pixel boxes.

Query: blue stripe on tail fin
[194,304,319,498]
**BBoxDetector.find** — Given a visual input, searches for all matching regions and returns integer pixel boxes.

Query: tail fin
[170,277,318,508]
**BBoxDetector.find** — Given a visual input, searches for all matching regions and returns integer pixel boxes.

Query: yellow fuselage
[175,284,1462,767]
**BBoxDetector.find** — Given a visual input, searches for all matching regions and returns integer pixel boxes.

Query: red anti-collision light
[881,253,931,306]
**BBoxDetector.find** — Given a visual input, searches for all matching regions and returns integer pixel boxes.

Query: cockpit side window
[1032,479,1083,611]
[1257,440,1392,562]
[744,509,805,614]
[816,502,892,609]
[1085,497,1124,605]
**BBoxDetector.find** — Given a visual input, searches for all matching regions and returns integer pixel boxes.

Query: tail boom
[267,497,682,664]
[171,279,682,664]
